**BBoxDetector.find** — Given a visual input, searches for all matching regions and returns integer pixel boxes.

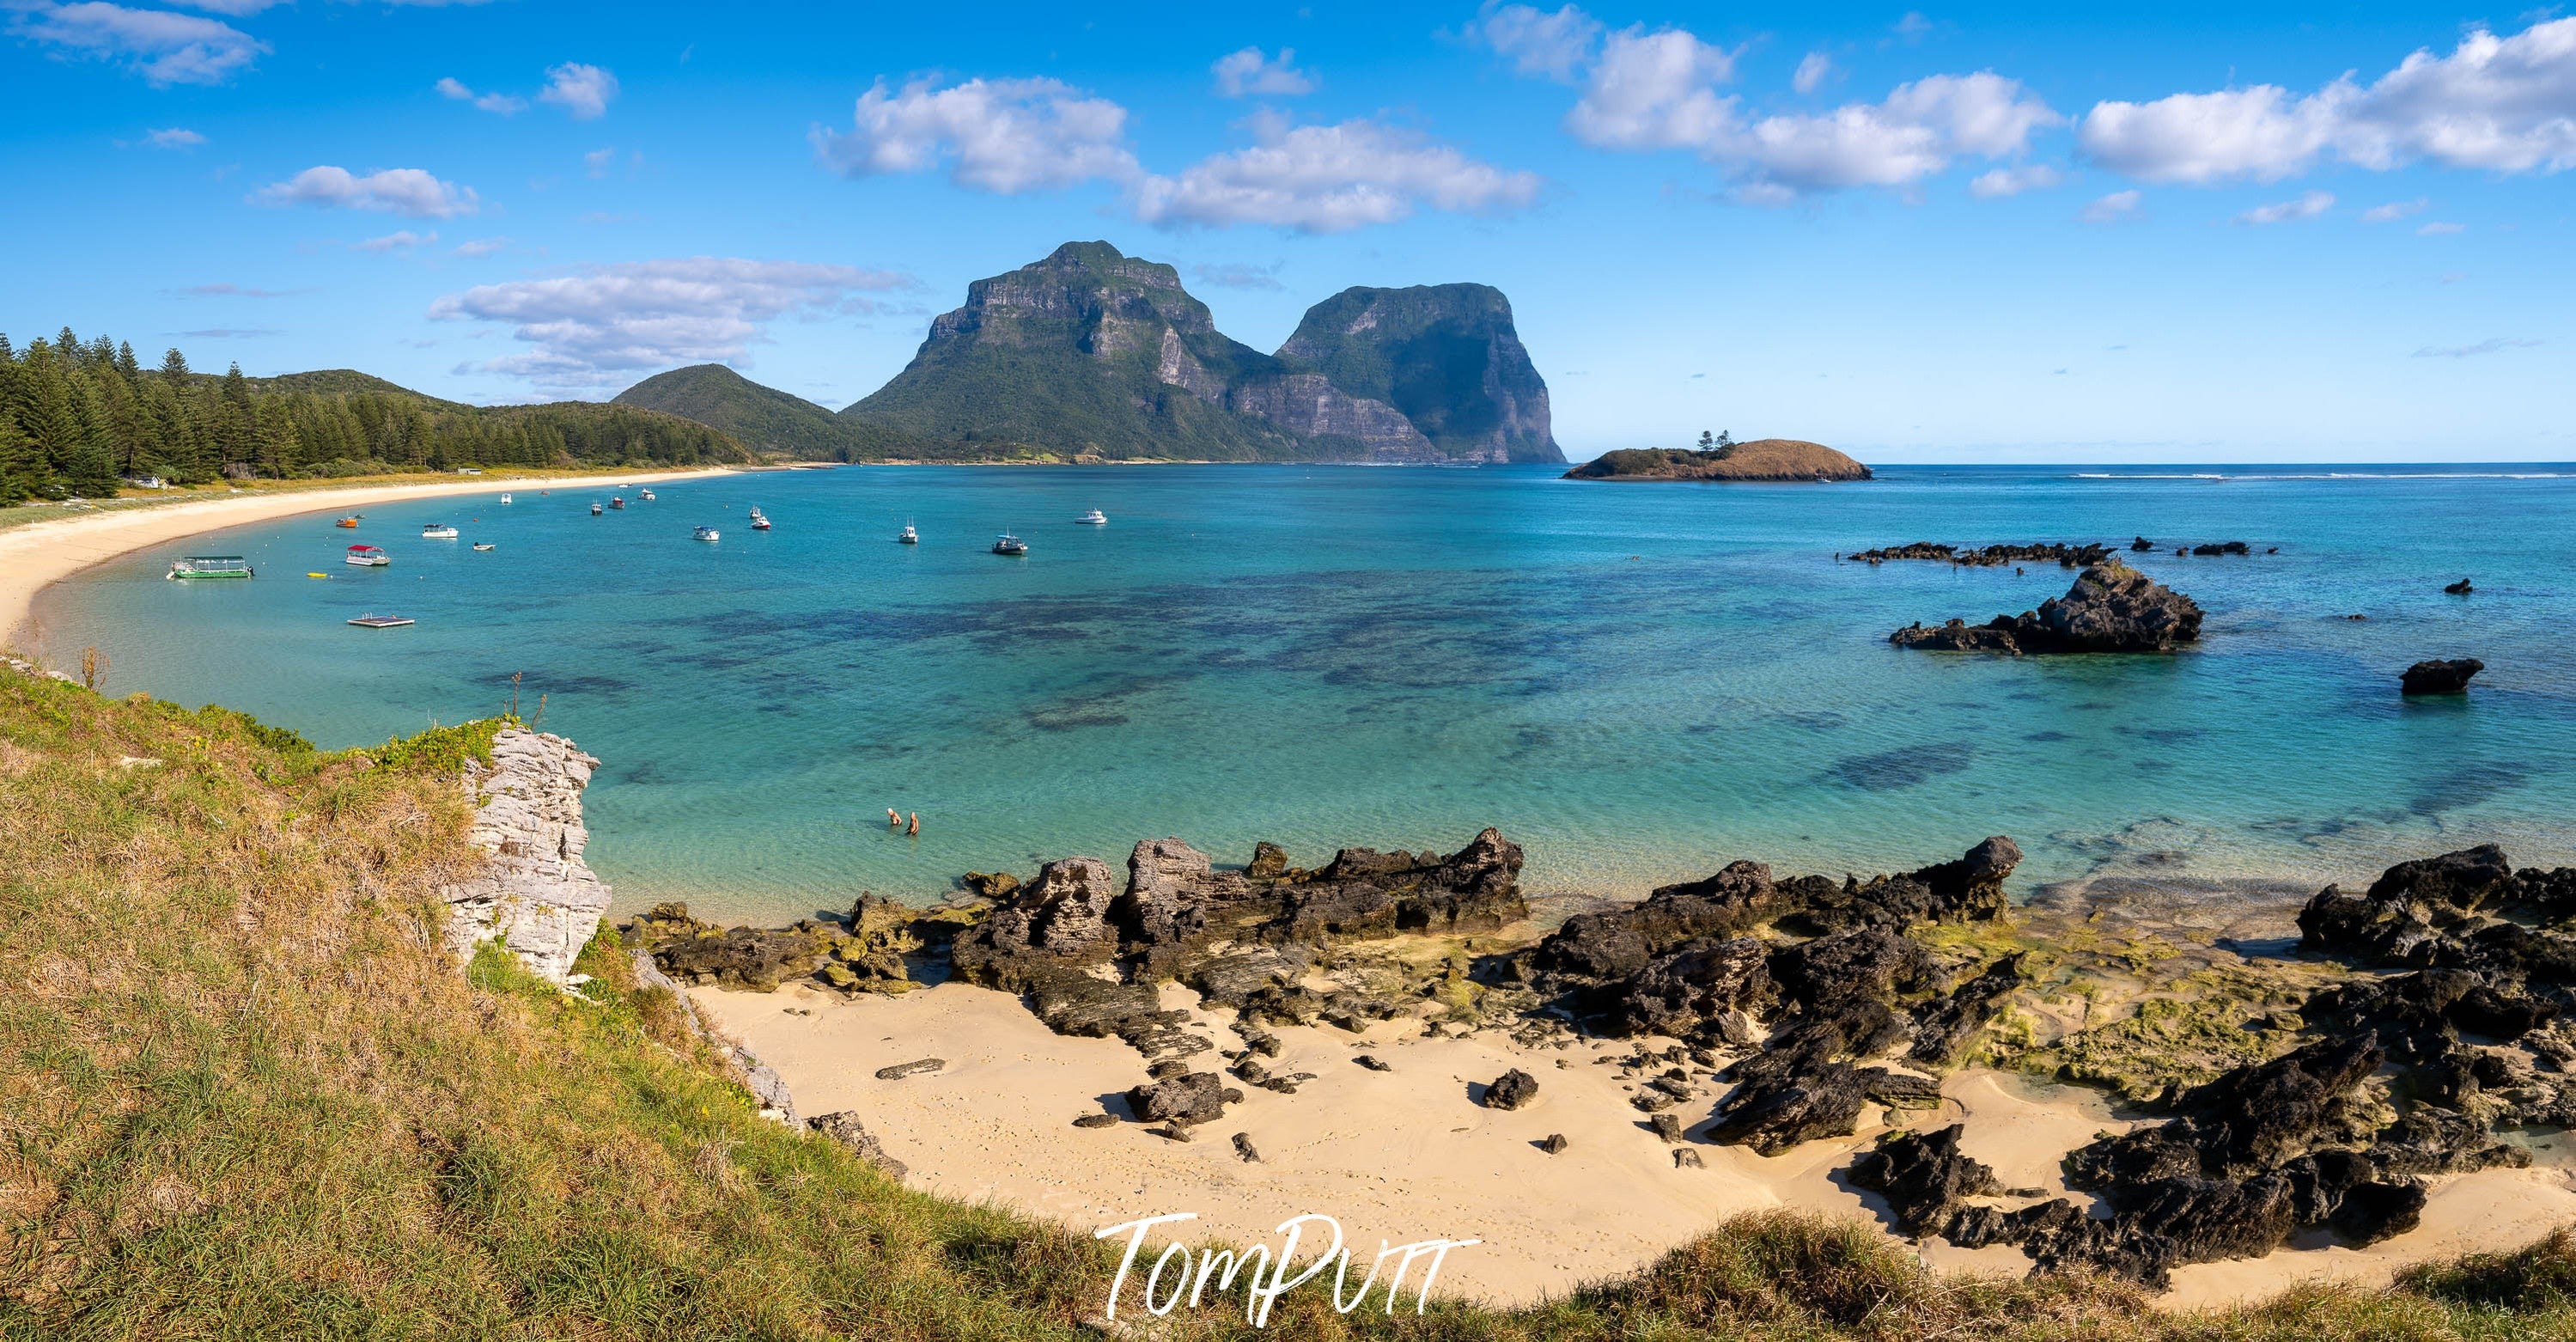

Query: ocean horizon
[40,461,2574,922]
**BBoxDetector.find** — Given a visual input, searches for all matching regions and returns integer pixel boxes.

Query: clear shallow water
[38,464,2576,922]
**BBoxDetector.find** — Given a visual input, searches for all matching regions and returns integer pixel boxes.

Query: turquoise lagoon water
[35,464,2576,923]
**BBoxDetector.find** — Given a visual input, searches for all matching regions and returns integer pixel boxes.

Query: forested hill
[0,327,749,504]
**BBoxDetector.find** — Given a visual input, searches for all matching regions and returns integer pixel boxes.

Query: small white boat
[421,523,459,540]
[499,493,513,504]
[472,542,496,552]
[640,489,656,501]
[898,524,918,545]
[748,508,772,531]
[693,526,721,542]
[1075,509,1106,525]
[347,613,414,628]
[344,545,389,567]
[167,555,253,580]
[590,502,604,515]
[992,533,1028,556]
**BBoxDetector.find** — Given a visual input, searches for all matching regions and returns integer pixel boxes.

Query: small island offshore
[1564,432,1875,482]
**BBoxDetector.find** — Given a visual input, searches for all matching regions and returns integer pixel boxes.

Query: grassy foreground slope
[4,663,2576,1340]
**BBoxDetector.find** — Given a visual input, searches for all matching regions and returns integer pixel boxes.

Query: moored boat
[1076,509,1106,525]
[335,516,359,529]
[499,493,513,504]
[472,542,496,552]
[639,489,656,501]
[344,545,390,567]
[693,525,721,542]
[421,523,459,540]
[347,613,414,628]
[748,508,771,531]
[609,496,625,510]
[898,523,918,544]
[992,533,1028,556]
[591,502,604,515]
[167,555,253,580]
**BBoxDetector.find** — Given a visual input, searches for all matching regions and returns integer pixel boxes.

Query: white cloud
[2362,196,2427,221]
[8,1,268,86]
[2234,189,2334,224]
[2413,337,2540,357]
[584,146,616,178]
[811,76,1140,193]
[355,229,437,253]
[1135,113,1541,232]
[1793,52,1833,95]
[170,0,283,13]
[1190,260,1284,290]
[1212,46,1315,97]
[142,126,205,148]
[2417,220,2466,234]
[435,76,526,114]
[1472,3,1605,82]
[253,166,481,218]
[453,236,510,258]
[2080,17,2576,183]
[1968,162,2062,197]
[427,256,914,390]
[2080,188,2142,222]
[1487,9,2056,198]
[1565,25,1739,150]
[1892,11,1934,43]
[539,62,618,119]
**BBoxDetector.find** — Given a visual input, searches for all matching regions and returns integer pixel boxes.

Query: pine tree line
[0,327,749,505]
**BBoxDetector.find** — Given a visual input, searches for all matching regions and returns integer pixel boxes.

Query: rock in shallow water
[2400,658,2484,695]
[1891,559,2203,655]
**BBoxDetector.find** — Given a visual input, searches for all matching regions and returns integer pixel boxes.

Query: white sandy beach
[692,977,2576,1311]
[0,468,737,656]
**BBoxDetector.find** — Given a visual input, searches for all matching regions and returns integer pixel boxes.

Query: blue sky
[3,2,2570,461]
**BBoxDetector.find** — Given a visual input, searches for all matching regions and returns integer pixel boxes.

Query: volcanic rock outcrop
[2401,658,2485,695]
[1891,559,2204,655]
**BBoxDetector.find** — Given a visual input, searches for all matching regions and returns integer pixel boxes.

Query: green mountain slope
[841,241,1312,461]
[834,241,1562,463]
[612,363,923,461]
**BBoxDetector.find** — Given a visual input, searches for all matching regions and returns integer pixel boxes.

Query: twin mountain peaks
[615,241,1562,465]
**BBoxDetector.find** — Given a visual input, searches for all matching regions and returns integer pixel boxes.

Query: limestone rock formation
[439,727,612,984]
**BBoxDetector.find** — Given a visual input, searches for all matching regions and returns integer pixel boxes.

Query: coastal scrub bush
[367,715,506,773]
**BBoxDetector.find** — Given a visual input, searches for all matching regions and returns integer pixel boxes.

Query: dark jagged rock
[1484,1069,1539,1111]
[624,902,832,992]
[1611,937,1775,1038]
[1648,1113,1685,1143]
[1909,954,2027,1066]
[1673,1148,1704,1168]
[961,870,1021,900]
[1233,1132,1262,1162]
[1848,1125,1999,1236]
[1849,540,2114,569]
[1072,1113,1120,1129]
[2189,541,2253,556]
[874,1058,944,1081]
[2445,578,2475,595]
[1126,1071,1238,1127]
[2401,658,2484,695]
[1891,560,2203,656]
[1539,1132,1569,1154]
[1355,1054,1392,1071]
[951,857,1124,988]
[2131,536,2154,552]
[1245,840,1290,880]
[807,1112,907,1180]
[1021,967,1209,1064]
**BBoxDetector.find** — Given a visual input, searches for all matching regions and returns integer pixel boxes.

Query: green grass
[5,666,2576,1339]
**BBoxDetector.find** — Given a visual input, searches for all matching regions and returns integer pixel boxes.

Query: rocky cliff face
[440,727,612,983]
[842,241,1559,463]
[1264,284,1561,463]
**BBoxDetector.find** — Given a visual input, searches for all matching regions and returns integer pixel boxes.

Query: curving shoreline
[0,467,737,656]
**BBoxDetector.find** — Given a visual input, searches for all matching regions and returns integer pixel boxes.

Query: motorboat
[344,545,390,567]
[472,542,496,552]
[1075,509,1106,525]
[421,523,459,540]
[590,502,604,515]
[992,533,1028,556]
[639,489,656,501]
[335,516,359,529]
[499,493,513,504]
[748,507,771,531]
[347,613,414,628]
[608,496,626,510]
[167,555,253,580]
[898,524,918,545]
[693,526,721,542]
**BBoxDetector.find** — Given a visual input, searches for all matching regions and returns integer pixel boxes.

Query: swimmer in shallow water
[906,811,919,836]
[886,808,900,828]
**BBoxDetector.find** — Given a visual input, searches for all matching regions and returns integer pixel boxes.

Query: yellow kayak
[306,571,329,579]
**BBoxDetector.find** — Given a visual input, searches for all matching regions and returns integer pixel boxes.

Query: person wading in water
[905,812,919,836]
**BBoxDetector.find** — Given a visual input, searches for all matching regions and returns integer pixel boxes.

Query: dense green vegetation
[613,363,930,462]
[7,660,2576,1339]
[0,327,750,504]
[1277,284,1560,462]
